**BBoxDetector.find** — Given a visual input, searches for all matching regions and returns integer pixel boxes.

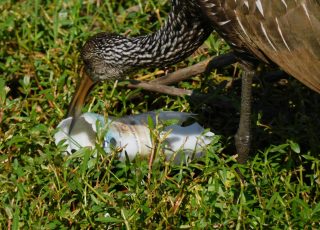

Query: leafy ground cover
[1,0,319,228]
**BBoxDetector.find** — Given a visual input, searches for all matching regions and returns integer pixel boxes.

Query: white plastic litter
[54,111,214,163]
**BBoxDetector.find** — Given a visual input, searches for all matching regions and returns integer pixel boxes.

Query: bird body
[80,0,320,91]
[68,0,320,161]
[197,0,320,92]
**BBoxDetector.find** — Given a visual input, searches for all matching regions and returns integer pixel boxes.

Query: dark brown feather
[198,0,320,92]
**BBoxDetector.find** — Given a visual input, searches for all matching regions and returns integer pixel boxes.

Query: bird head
[67,33,133,129]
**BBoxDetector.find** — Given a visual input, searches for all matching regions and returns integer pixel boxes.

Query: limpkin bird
[68,0,320,163]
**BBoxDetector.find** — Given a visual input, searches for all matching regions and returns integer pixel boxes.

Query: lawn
[1,0,320,229]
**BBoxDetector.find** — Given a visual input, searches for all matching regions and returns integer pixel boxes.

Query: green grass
[1,0,320,228]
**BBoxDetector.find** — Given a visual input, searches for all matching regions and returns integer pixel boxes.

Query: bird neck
[124,1,213,68]
[81,1,213,81]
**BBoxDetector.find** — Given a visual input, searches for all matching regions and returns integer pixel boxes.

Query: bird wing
[198,0,320,92]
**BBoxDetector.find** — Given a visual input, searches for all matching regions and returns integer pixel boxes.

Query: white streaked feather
[217,20,231,26]
[301,3,312,23]
[281,0,287,9]
[260,22,277,51]
[256,0,264,17]
[235,14,250,39]
[275,17,291,52]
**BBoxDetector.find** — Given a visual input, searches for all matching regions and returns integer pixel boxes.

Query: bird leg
[235,70,255,164]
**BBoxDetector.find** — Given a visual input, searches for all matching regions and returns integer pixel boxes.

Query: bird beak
[67,71,96,132]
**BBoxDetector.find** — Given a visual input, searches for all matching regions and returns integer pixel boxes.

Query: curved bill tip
[67,72,95,133]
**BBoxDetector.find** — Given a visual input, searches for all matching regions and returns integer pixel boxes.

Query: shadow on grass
[187,71,320,158]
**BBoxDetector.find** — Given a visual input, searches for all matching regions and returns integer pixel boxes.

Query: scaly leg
[235,70,255,164]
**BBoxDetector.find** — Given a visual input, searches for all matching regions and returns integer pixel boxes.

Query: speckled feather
[81,1,213,81]
[81,0,320,92]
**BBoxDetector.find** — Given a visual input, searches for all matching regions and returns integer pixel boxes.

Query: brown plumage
[198,0,320,92]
